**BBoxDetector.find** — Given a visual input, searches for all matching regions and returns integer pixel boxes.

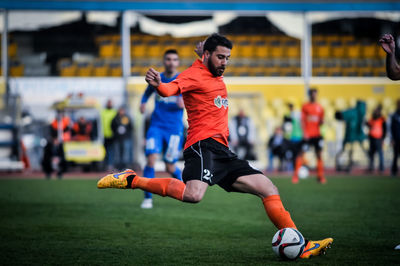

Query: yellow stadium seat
[99,40,116,58]
[131,42,147,58]
[240,44,254,58]
[254,41,269,58]
[362,43,377,58]
[373,67,386,77]
[109,62,122,77]
[249,66,266,77]
[93,61,109,76]
[312,67,328,77]
[342,67,359,77]
[377,45,386,59]
[331,41,345,58]
[233,66,251,77]
[346,41,361,58]
[314,41,331,58]
[359,66,373,77]
[10,61,24,77]
[131,65,142,76]
[76,62,93,76]
[8,42,17,58]
[269,40,284,58]
[285,40,300,58]
[312,35,325,44]
[145,38,162,58]
[326,35,340,43]
[110,35,121,42]
[58,59,77,76]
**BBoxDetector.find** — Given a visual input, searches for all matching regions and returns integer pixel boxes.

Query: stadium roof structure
[0,0,399,13]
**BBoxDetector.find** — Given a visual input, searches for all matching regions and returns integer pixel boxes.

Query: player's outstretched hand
[379,34,395,55]
[145,68,161,88]
[195,41,205,58]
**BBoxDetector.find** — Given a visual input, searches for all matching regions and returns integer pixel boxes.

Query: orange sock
[262,195,297,229]
[293,156,303,182]
[317,158,325,180]
[132,176,185,201]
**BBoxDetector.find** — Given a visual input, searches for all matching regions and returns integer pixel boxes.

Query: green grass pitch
[1,176,400,265]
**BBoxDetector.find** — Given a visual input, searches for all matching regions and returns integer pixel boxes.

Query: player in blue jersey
[139,49,184,209]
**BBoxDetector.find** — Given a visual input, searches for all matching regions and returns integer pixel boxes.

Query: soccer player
[97,33,333,258]
[379,33,400,80]
[292,89,326,184]
[139,49,184,209]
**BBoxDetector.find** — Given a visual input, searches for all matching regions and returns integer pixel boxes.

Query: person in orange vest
[367,105,387,173]
[50,111,72,142]
[72,116,92,141]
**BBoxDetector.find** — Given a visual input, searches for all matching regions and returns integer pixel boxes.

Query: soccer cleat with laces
[300,238,333,259]
[97,169,136,189]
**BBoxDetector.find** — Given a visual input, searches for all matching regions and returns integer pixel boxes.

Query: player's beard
[208,61,225,77]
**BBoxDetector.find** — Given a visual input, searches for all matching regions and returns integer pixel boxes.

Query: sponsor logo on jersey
[214,95,228,109]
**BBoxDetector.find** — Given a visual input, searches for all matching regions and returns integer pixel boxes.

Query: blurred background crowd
[0,6,399,178]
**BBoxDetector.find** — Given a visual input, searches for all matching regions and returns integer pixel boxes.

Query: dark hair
[164,49,179,57]
[308,88,318,96]
[203,33,233,53]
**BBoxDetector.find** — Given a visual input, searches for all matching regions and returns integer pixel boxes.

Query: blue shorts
[145,125,183,163]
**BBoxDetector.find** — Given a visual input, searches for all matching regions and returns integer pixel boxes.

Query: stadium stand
[51,33,386,77]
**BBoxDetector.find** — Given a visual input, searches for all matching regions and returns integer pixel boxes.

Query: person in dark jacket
[111,107,133,170]
[367,105,387,173]
[229,109,256,160]
[391,99,400,176]
[42,135,66,179]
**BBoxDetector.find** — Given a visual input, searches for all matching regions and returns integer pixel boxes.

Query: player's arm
[380,34,400,80]
[140,84,155,114]
[177,96,184,109]
[195,41,205,58]
[145,68,180,97]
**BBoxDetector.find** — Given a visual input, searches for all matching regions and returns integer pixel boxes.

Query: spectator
[101,99,117,170]
[390,99,400,176]
[335,100,367,172]
[229,109,256,160]
[282,103,303,171]
[50,111,71,142]
[267,127,288,171]
[283,103,303,143]
[72,116,92,141]
[111,107,133,170]
[367,105,386,173]
[42,134,66,179]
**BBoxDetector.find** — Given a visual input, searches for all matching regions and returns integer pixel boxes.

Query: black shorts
[301,137,324,153]
[182,138,262,192]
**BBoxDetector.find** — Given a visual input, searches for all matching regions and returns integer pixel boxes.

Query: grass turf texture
[1,176,399,265]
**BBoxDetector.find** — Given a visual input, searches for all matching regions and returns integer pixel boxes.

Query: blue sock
[143,165,155,199]
[171,167,182,181]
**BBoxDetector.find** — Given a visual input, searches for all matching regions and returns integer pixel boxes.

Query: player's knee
[183,190,204,203]
[261,177,279,198]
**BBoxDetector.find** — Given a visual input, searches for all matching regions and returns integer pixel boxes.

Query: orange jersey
[156,60,229,150]
[301,102,324,138]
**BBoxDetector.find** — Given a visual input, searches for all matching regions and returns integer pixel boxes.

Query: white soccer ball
[298,166,309,179]
[272,228,305,260]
